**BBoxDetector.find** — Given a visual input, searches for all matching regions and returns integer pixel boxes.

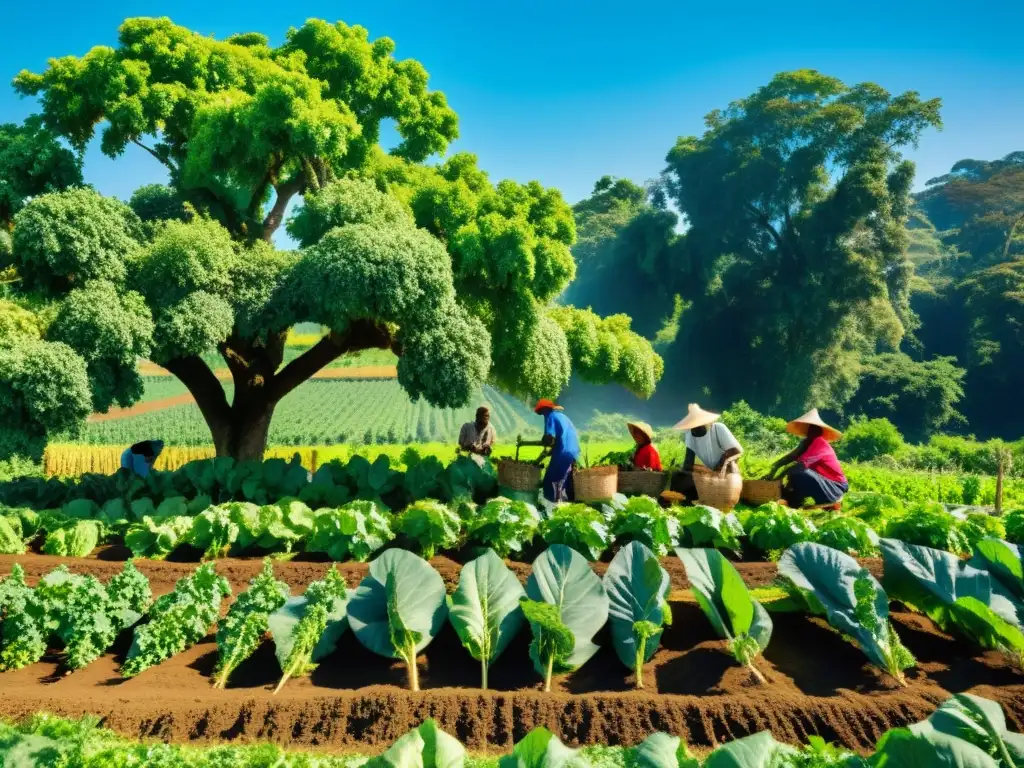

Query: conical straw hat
[786,409,842,442]
[673,404,720,431]
[626,421,655,441]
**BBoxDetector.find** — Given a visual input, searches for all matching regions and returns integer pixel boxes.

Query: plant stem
[746,661,766,684]
[406,642,420,692]
[481,657,488,690]
[273,670,291,695]
[635,636,647,689]
[544,653,554,693]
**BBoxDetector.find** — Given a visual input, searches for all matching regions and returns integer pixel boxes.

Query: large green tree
[0,116,82,229]
[2,18,660,461]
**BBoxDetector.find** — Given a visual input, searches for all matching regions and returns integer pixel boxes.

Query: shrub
[883,501,970,556]
[839,417,905,462]
[1004,509,1024,544]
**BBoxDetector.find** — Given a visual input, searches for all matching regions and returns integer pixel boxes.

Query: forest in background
[560,74,1023,442]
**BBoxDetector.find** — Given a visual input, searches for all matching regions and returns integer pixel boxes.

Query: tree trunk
[995,458,1005,516]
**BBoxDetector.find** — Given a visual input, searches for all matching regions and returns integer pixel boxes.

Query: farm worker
[518,399,580,503]
[458,405,497,467]
[627,421,662,471]
[671,404,743,501]
[120,440,164,478]
[767,409,848,507]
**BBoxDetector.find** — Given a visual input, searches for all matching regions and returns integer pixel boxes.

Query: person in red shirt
[627,421,662,471]
[767,409,848,507]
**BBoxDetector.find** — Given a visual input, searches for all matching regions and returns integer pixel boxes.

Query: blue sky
[1,0,1022,214]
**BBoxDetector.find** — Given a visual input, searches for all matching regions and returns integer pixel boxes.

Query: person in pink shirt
[767,409,848,507]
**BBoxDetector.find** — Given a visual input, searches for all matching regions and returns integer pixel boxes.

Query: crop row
[3,536,1024,694]
[3,690,1022,768]
[72,379,537,447]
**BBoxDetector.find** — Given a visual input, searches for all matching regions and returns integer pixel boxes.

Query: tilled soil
[0,552,1019,753]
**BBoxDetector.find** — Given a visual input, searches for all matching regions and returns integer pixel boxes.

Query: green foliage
[187,505,240,560]
[675,505,745,552]
[447,549,526,688]
[880,538,1024,668]
[121,562,231,678]
[780,542,915,684]
[499,726,592,768]
[539,503,612,561]
[678,548,772,680]
[883,502,970,556]
[610,496,680,557]
[364,719,467,768]
[815,517,881,557]
[124,515,194,559]
[397,499,462,559]
[269,566,348,693]
[0,116,82,226]
[0,515,24,554]
[1006,510,1024,544]
[961,513,1006,549]
[742,503,817,555]
[128,183,192,225]
[466,497,541,558]
[838,418,906,462]
[604,542,671,688]
[0,564,47,671]
[306,500,395,562]
[214,559,289,688]
[348,549,448,690]
[523,545,609,690]
[41,519,100,557]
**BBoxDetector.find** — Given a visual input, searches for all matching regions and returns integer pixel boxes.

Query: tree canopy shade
[0,117,82,228]
[1,17,661,461]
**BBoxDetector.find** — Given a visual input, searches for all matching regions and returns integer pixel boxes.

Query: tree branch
[744,203,786,253]
[162,355,232,447]
[268,321,393,401]
[262,176,304,242]
[131,138,177,174]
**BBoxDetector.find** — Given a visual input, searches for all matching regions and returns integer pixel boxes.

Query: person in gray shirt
[458,405,496,466]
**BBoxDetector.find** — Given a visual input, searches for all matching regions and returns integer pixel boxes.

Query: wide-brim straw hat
[673,403,720,431]
[626,421,655,442]
[533,398,564,414]
[786,409,842,442]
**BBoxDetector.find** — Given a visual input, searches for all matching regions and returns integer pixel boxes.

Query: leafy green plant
[41,519,101,557]
[0,515,24,554]
[841,492,906,529]
[466,497,541,558]
[522,544,609,691]
[678,547,772,682]
[815,517,881,557]
[539,503,612,561]
[884,501,970,556]
[1006,509,1024,544]
[960,513,1006,550]
[440,455,498,502]
[364,719,466,768]
[121,562,231,678]
[346,454,403,505]
[703,731,798,767]
[213,559,289,689]
[838,417,905,462]
[611,496,680,557]
[880,538,1024,670]
[124,515,194,559]
[498,726,592,768]
[447,549,525,689]
[269,566,348,694]
[186,505,240,560]
[970,538,1024,606]
[604,541,671,688]
[675,504,744,552]
[348,549,448,691]
[0,564,46,671]
[779,542,915,685]
[627,732,700,768]
[402,454,445,502]
[397,499,462,559]
[743,502,817,555]
[306,500,395,562]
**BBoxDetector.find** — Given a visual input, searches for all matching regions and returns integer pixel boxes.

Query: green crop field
[77,379,539,446]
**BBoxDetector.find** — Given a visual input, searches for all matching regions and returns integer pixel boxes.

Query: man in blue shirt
[120,440,164,478]
[519,399,580,502]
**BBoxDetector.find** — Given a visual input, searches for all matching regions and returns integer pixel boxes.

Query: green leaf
[447,549,525,687]
[467,497,541,558]
[611,496,680,557]
[498,727,590,768]
[970,539,1024,605]
[703,731,798,768]
[631,732,700,768]
[365,720,467,768]
[604,541,670,684]
[398,500,462,560]
[539,504,612,561]
[524,545,609,681]
[870,727,999,768]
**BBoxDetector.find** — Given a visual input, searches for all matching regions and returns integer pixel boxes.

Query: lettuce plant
[0,564,46,671]
[306,500,395,562]
[604,542,671,688]
[466,497,541,558]
[397,499,462,559]
[675,505,744,553]
[187,505,240,560]
[539,504,611,561]
[41,519,101,557]
[0,515,24,554]
[447,549,525,688]
[814,516,880,557]
[883,501,970,556]
[743,502,817,556]
[124,515,194,560]
[611,496,680,557]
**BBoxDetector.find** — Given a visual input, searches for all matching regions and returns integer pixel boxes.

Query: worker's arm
[682,447,696,472]
[714,446,743,473]
[768,437,811,477]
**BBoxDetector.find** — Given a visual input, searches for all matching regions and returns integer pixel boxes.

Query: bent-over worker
[120,440,164,478]
[628,421,662,471]
[768,409,848,507]
[671,403,742,502]
[518,399,580,503]
[458,405,497,467]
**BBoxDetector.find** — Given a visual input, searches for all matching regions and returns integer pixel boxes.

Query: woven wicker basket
[497,459,542,492]
[691,465,743,510]
[741,479,782,506]
[617,470,667,497]
[573,465,618,502]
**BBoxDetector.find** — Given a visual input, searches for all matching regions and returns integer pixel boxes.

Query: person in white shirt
[671,404,743,502]
[457,406,497,467]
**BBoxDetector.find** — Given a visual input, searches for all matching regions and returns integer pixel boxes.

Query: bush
[883,501,970,556]
[839,417,905,462]
[1005,509,1024,544]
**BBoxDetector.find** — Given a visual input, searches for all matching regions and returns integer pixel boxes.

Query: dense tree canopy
[0,116,82,228]
[0,17,661,461]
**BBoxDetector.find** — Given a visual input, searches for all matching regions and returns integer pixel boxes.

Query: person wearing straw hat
[120,440,164,478]
[767,409,848,507]
[627,421,662,471]
[670,404,743,501]
[518,399,580,503]
[458,405,497,467]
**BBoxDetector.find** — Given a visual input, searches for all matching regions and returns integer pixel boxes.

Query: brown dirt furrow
[0,552,1020,753]
[87,394,198,422]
